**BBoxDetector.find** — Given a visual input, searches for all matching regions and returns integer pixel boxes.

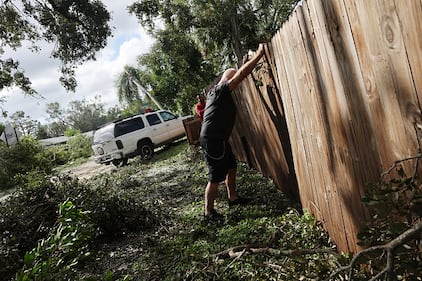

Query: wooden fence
[230,0,422,253]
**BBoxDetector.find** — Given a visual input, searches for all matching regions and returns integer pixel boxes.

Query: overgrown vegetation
[0,134,92,192]
[0,141,420,280]
[329,158,422,280]
[15,200,94,281]
[0,137,53,191]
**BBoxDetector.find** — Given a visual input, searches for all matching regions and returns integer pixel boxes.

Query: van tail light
[116,140,123,149]
[97,147,104,155]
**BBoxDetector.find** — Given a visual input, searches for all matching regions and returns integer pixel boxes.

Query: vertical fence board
[294,2,339,247]
[302,0,355,251]
[346,0,420,173]
[393,0,422,148]
[394,0,422,99]
[278,14,316,201]
[229,48,299,200]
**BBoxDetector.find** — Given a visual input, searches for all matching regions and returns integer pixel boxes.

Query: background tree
[127,0,298,114]
[46,122,68,137]
[46,102,70,136]
[135,29,216,114]
[0,0,112,95]
[116,66,164,112]
[35,124,49,139]
[104,105,124,121]
[66,97,107,132]
[116,66,143,105]
[9,110,40,136]
[46,102,69,126]
[45,98,119,135]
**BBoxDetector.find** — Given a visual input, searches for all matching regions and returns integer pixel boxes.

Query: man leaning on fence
[200,43,265,222]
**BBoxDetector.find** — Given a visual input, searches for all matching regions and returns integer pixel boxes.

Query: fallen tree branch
[215,221,421,280]
[216,243,340,260]
[379,153,422,184]
[327,220,422,281]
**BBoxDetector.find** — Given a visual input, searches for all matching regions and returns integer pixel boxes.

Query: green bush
[0,172,58,279]
[64,128,81,137]
[66,133,93,160]
[15,200,94,281]
[0,171,158,280]
[357,165,422,280]
[84,172,158,238]
[0,133,93,192]
[44,144,71,165]
[0,137,53,191]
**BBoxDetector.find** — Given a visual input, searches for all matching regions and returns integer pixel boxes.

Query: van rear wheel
[138,141,154,160]
[112,159,121,167]
[122,157,128,166]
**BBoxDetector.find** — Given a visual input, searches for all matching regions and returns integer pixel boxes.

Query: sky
[0,0,155,125]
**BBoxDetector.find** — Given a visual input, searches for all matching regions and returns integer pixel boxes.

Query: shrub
[357,165,422,280]
[83,172,158,238]
[66,133,93,160]
[64,128,81,137]
[0,172,58,279]
[0,172,158,280]
[0,137,53,191]
[15,200,94,281]
[44,144,71,166]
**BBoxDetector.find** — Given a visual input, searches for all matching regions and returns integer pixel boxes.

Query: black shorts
[200,137,237,183]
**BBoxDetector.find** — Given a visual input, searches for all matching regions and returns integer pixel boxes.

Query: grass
[78,140,342,280]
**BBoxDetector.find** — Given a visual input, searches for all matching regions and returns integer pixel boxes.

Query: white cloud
[0,0,154,125]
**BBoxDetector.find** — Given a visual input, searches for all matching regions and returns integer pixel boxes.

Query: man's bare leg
[226,167,251,206]
[225,168,239,202]
[205,182,219,216]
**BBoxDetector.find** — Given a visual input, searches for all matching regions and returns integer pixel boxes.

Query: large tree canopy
[125,0,298,115]
[129,0,298,64]
[0,0,112,94]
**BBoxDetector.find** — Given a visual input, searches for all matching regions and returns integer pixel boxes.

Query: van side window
[159,111,177,122]
[146,114,162,126]
[115,117,145,137]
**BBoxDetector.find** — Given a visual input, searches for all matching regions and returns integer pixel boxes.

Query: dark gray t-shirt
[200,82,236,140]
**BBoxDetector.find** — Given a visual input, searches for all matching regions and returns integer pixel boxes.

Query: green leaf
[23,252,35,265]
[105,270,114,281]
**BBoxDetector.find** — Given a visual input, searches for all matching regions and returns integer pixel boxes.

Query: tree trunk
[133,80,164,110]
[230,12,243,65]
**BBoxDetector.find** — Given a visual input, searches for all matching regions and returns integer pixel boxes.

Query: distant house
[38,131,94,147]
[38,135,69,146]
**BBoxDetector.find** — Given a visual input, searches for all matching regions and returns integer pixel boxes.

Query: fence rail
[230,0,422,253]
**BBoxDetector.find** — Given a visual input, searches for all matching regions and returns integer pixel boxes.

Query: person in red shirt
[195,94,206,122]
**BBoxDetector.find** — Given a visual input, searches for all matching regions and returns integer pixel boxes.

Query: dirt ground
[0,157,110,202]
[63,156,114,179]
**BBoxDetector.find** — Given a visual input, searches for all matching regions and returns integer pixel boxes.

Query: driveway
[62,156,114,179]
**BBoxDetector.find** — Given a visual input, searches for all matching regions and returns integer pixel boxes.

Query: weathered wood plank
[346,0,419,174]
[299,0,353,253]
[393,0,422,148]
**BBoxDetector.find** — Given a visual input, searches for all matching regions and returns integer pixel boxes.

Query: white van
[92,110,190,166]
